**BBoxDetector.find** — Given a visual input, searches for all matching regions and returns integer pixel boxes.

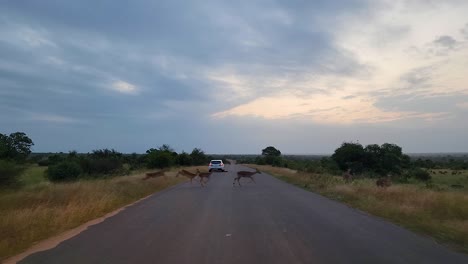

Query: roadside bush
[0,160,23,187]
[407,168,431,181]
[147,152,174,169]
[190,148,208,165]
[177,152,192,166]
[47,161,82,182]
[78,149,124,176]
[87,159,122,175]
[37,159,49,167]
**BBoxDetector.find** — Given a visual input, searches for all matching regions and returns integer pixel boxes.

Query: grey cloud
[400,66,434,88]
[375,93,468,113]
[461,23,468,39]
[433,35,458,49]
[342,95,357,100]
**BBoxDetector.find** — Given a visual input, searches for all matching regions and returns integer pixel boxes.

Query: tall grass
[247,164,468,253]
[18,165,47,186]
[0,170,185,261]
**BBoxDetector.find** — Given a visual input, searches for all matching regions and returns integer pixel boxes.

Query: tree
[0,132,34,161]
[147,151,173,169]
[262,146,281,157]
[47,161,82,182]
[190,148,208,165]
[0,160,24,187]
[177,152,192,166]
[331,142,365,173]
[379,143,404,174]
[146,145,178,168]
[261,146,282,166]
[83,149,124,175]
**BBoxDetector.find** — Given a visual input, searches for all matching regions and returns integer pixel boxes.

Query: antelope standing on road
[142,170,166,180]
[233,168,261,186]
[196,169,212,187]
[176,169,198,184]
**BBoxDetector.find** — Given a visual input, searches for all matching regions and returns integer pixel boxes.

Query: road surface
[20,164,468,264]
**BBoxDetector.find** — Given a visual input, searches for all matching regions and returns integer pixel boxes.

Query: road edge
[4,181,186,264]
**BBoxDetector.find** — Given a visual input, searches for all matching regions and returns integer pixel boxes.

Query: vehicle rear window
[211,160,222,164]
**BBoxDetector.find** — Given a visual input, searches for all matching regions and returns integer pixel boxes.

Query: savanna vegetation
[0,131,212,261]
[239,143,468,253]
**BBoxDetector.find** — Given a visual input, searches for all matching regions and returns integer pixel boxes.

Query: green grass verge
[19,165,47,186]
[0,168,188,261]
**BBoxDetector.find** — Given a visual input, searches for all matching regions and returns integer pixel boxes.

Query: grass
[246,164,468,254]
[0,167,190,261]
[18,165,47,186]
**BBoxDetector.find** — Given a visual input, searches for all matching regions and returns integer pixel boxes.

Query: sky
[0,0,467,154]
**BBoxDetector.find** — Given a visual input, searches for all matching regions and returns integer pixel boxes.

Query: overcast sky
[1,0,467,154]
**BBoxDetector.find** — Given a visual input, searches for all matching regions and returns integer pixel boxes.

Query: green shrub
[407,168,431,181]
[177,152,192,166]
[87,159,122,175]
[37,159,49,167]
[47,161,82,182]
[0,160,23,187]
[147,152,173,169]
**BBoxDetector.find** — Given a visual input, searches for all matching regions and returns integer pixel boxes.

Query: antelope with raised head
[143,170,167,180]
[376,175,392,188]
[176,169,198,184]
[233,168,261,186]
[342,168,353,183]
[196,169,212,187]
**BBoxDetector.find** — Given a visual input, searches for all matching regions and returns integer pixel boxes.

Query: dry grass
[247,164,468,253]
[0,168,189,261]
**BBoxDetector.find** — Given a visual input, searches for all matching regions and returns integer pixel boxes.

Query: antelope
[143,170,166,180]
[376,175,392,188]
[176,169,198,184]
[196,169,212,187]
[342,168,353,183]
[233,168,261,186]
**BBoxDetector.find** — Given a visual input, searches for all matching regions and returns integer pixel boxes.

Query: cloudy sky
[1,0,467,154]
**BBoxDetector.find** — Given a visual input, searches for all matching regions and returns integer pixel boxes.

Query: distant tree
[331,142,365,173]
[379,143,404,174]
[333,142,409,176]
[83,149,124,175]
[406,168,431,182]
[190,148,208,165]
[158,144,174,153]
[47,161,82,182]
[0,132,34,162]
[177,152,192,166]
[261,146,282,166]
[0,160,24,187]
[262,146,281,157]
[146,145,178,169]
[147,151,174,169]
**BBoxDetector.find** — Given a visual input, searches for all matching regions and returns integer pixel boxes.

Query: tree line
[235,142,465,182]
[0,132,212,186]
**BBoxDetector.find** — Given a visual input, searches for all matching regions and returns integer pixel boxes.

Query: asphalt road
[20,164,468,264]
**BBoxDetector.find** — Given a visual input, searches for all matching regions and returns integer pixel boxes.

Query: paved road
[21,164,468,264]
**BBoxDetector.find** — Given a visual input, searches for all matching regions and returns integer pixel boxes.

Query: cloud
[457,102,468,109]
[461,23,468,39]
[29,113,79,123]
[433,35,458,49]
[110,81,139,95]
[213,93,447,124]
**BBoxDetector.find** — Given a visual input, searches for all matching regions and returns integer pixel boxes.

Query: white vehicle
[208,160,225,172]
